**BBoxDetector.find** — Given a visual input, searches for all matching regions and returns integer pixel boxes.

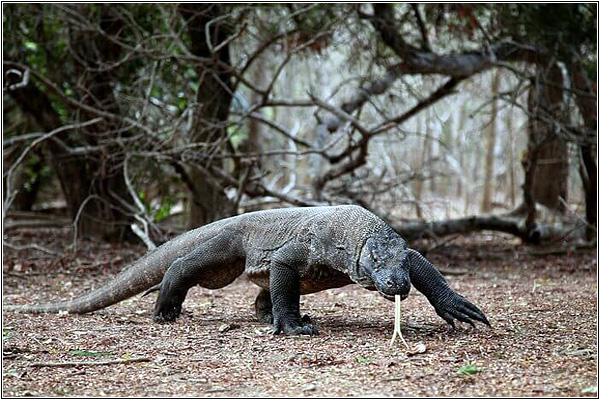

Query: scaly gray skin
[4,205,489,335]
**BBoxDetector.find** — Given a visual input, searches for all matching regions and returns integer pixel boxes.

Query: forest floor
[2,227,598,397]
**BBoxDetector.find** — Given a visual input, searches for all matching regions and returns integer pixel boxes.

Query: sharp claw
[142,283,162,297]
[442,314,456,329]
[435,293,490,329]
[301,314,312,324]
[462,302,491,327]
[272,318,319,336]
[453,314,471,327]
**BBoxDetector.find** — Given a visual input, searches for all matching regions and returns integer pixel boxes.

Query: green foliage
[154,196,175,222]
[53,386,73,396]
[355,355,371,363]
[582,386,597,394]
[228,124,248,150]
[3,370,22,378]
[3,327,14,342]
[458,363,485,375]
[497,4,596,56]
[287,4,340,34]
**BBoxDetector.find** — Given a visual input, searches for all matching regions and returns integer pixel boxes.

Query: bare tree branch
[3,118,104,222]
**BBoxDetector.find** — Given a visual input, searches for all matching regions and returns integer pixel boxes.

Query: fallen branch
[3,219,71,233]
[3,241,63,257]
[526,243,597,256]
[386,213,581,244]
[30,356,152,368]
[391,214,524,241]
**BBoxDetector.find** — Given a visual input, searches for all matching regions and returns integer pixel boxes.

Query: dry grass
[2,229,597,397]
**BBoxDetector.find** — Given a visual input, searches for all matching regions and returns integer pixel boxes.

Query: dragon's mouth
[381,292,408,301]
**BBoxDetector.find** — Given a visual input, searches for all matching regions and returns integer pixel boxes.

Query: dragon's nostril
[386,280,394,287]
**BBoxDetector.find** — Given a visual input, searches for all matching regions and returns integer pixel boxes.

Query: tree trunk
[567,60,597,240]
[580,144,597,240]
[505,106,517,208]
[468,129,482,214]
[179,4,236,228]
[413,115,429,219]
[456,106,468,200]
[65,5,136,241]
[246,55,266,162]
[4,145,44,212]
[481,70,501,213]
[528,63,569,213]
[7,81,130,241]
[427,111,437,194]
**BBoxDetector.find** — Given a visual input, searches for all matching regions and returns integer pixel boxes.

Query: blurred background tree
[3,3,596,246]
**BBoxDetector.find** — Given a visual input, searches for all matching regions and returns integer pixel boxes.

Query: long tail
[3,229,206,314]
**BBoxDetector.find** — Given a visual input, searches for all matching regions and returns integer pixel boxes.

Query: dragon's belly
[246,266,353,294]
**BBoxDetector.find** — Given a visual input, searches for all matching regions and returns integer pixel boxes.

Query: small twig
[130,223,156,251]
[558,197,597,232]
[310,94,371,136]
[4,67,30,91]
[2,240,63,257]
[71,195,101,249]
[204,11,235,54]
[124,155,156,251]
[30,357,152,368]
[438,268,469,276]
[425,234,460,253]
[205,388,230,394]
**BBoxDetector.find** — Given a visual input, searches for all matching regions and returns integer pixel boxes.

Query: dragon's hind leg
[254,289,273,323]
[152,231,244,323]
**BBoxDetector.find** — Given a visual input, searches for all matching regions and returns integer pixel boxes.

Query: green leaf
[458,363,485,375]
[355,356,370,363]
[3,327,13,342]
[54,386,72,396]
[178,97,188,110]
[3,370,21,378]
[70,350,113,357]
[24,41,38,51]
[154,196,175,222]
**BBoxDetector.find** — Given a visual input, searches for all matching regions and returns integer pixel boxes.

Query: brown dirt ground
[2,228,598,397]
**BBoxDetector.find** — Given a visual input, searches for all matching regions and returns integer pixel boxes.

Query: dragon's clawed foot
[152,289,185,324]
[272,314,319,336]
[434,292,491,329]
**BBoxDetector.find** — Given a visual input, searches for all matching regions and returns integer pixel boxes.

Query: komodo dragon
[4,205,489,335]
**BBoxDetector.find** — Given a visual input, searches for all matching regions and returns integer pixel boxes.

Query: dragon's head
[354,231,411,300]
